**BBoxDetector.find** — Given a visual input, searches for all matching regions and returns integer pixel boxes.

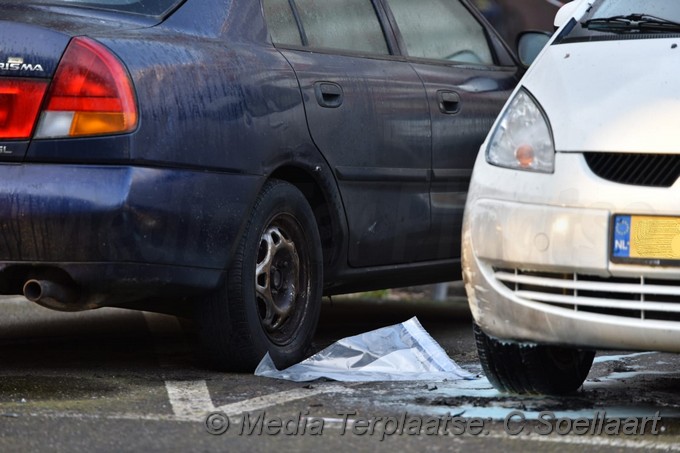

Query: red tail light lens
[0,78,49,140]
[35,37,138,138]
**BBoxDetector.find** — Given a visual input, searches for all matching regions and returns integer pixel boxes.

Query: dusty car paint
[0,0,524,368]
[464,0,680,353]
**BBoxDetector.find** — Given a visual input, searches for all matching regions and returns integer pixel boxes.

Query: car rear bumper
[0,163,261,306]
[463,152,680,353]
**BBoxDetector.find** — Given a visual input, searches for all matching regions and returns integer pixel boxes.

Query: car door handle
[437,90,461,114]
[314,82,344,108]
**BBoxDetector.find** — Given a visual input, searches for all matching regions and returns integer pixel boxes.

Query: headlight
[486,88,554,173]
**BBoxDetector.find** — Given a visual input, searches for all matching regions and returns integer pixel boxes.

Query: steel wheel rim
[254,214,310,345]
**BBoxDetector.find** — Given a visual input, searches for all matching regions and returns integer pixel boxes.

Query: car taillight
[0,79,49,140]
[35,37,138,139]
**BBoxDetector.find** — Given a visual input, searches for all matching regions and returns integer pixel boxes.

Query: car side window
[385,0,493,64]
[262,0,303,46]
[274,0,388,54]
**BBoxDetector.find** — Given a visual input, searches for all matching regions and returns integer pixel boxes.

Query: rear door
[382,0,521,261]
[262,0,432,267]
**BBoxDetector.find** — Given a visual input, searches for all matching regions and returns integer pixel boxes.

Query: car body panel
[523,39,680,154]
[464,248,680,353]
[0,0,523,310]
[412,61,519,261]
[463,0,680,353]
[463,153,680,352]
[0,164,259,266]
[0,3,161,35]
[282,49,433,267]
[0,21,68,80]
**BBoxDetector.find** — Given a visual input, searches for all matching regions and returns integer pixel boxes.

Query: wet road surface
[0,294,678,452]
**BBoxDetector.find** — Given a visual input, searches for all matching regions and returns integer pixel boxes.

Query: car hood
[522,37,680,154]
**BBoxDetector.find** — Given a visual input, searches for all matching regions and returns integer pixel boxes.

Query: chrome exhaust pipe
[23,279,81,311]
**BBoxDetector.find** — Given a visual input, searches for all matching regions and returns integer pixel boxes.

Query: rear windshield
[1,0,183,17]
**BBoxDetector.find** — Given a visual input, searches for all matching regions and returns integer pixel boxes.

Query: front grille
[495,269,680,322]
[584,152,680,187]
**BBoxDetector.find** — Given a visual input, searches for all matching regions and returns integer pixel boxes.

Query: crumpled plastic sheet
[255,317,475,382]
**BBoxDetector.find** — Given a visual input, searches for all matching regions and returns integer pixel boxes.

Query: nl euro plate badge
[613,215,680,262]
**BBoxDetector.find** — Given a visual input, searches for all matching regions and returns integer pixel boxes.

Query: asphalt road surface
[0,292,678,452]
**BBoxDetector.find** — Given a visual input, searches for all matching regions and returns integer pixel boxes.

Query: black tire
[197,179,323,371]
[474,323,595,395]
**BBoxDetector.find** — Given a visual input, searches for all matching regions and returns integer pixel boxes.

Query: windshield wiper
[582,13,680,33]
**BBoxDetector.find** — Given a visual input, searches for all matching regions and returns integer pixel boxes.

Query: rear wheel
[197,179,323,371]
[474,323,595,395]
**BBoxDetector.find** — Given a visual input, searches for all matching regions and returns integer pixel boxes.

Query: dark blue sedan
[0,0,524,370]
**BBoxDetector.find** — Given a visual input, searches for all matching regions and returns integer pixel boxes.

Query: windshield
[0,0,183,17]
[589,0,680,23]
[559,0,680,40]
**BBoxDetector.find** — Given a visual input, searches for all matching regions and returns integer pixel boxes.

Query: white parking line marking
[163,379,356,421]
[143,312,356,421]
[144,311,214,420]
[165,380,215,421]
[214,384,355,417]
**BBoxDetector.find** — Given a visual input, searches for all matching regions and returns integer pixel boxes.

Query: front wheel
[474,324,595,395]
[197,179,323,371]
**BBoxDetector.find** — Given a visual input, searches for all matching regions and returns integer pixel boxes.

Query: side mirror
[516,31,551,68]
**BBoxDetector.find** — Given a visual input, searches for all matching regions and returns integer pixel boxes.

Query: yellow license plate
[613,215,680,260]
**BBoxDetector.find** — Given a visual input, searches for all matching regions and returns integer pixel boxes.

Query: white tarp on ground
[255,317,475,382]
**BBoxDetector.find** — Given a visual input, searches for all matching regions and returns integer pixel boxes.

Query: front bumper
[463,152,680,353]
[0,163,261,305]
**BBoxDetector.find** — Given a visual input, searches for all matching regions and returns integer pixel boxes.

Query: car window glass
[386,0,493,64]
[262,0,303,45]
[294,0,389,54]
[591,0,680,22]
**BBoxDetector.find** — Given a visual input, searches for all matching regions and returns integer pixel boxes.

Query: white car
[463,0,680,394]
